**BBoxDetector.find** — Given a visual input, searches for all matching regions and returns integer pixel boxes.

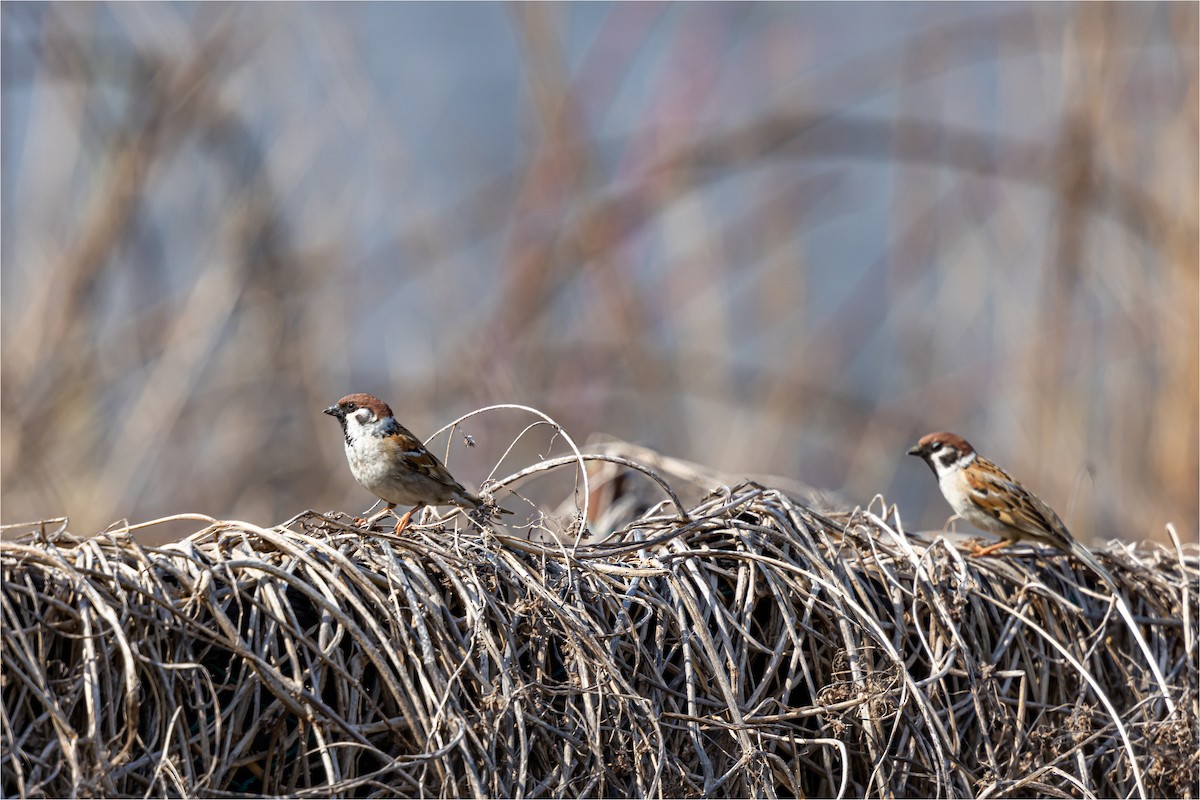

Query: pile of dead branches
[2,444,1196,798]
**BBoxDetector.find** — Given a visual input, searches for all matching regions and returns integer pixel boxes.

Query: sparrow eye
[930,442,942,452]
[345,402,357,412]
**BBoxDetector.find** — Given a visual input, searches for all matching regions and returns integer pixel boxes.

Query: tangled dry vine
[1,420,1196,798]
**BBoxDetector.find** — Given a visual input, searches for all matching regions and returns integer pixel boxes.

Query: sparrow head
[907,431,976,477]
[324,393,395,436]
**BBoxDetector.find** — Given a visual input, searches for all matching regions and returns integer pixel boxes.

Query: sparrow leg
[970,538,1015,557]
[393,504,425,535]
[357,503,395,528]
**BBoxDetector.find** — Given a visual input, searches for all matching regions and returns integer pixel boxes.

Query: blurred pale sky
[2,2,1196,544]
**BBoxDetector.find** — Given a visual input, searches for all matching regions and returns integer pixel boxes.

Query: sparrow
[323,393,501,533]
[907,431,1109,574]
[908,431,1178,715]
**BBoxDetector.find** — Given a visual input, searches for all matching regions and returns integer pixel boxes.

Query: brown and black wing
[963,457,1075,551]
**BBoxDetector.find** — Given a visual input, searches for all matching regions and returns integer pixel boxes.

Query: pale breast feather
[941,466,1007,533]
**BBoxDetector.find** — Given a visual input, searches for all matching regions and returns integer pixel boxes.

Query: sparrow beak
[323,404,342,418]
[906,444,924,457]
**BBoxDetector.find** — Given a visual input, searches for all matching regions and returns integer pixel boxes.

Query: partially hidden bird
[324,393,504,533]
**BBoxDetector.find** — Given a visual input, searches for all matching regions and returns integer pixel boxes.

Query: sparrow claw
[393,508,416,535]
[969,539,1014,558]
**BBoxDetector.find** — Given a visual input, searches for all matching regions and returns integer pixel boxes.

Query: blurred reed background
[2,3,1196,545]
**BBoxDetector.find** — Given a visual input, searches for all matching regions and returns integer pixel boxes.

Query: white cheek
[342,412,373,438]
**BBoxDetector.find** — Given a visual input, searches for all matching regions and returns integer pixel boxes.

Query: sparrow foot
[969,539,1014,558]
[393,509,414,535]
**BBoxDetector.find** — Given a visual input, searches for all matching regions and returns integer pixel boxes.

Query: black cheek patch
[937,451,959,470]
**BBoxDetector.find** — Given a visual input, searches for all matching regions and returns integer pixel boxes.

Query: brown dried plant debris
[1,448,1196,798]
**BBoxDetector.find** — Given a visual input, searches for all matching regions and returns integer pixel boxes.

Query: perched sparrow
[907,432,1107,571]
[908,431,1177,714]
[324,393,500,533]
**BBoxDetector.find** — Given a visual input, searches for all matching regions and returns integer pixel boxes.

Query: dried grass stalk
[2,455,1196,798]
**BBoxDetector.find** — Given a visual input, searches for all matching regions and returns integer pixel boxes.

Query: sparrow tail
[460,492,513,516]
